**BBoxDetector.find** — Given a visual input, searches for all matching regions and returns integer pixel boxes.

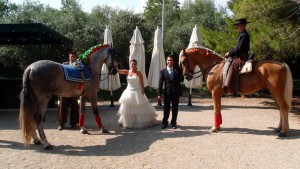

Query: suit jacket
[229,30,250,61]
[158,66,184,98]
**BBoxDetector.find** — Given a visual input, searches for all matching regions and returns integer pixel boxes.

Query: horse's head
[180,49,196,81]
[105,47,118,75]
[180,47,223,81]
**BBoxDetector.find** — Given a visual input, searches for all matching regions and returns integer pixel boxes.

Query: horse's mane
[78,44,109,64]
[188,46,222,58]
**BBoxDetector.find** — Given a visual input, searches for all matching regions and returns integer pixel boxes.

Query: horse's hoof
[44,144,54,150]
[33,139,42,145]
[274,128,281,133]
[80,128,89,134]
[278,132,287,137]
[102,128,110,133]
[209,126,220,133]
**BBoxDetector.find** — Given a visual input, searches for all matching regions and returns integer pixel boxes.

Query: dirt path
[0,97,299,168]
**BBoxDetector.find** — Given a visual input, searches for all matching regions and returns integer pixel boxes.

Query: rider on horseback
[223,18,251,97]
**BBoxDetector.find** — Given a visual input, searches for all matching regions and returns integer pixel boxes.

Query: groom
[158,55,184,129]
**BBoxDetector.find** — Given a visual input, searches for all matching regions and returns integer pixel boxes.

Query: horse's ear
[109,47,116,56]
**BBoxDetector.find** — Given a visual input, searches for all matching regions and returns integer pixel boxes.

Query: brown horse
[19,44,118,150]
[180,47,293,137]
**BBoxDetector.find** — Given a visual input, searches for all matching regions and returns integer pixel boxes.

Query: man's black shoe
[172,125,177,129]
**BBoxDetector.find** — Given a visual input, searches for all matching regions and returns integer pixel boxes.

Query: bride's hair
[131,59,137,64]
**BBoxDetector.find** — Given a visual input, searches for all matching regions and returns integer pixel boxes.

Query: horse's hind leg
[272,93,289,137]
[35,104,53,149]
[31,129,42,145]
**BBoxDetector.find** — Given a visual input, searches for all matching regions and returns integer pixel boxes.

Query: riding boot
[233,75,241,97]
[223,64,234,93]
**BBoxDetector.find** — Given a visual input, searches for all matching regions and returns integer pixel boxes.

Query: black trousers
[57,97,79,126]
[162,95,179,126]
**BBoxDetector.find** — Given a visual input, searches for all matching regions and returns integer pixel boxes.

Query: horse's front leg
[79,96,89,134]
[90,98,109,133]
[209,89,223,133]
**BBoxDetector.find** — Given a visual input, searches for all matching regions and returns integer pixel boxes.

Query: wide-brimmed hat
[233,18,251,25]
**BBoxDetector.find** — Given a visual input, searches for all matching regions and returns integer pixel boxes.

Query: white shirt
[167,66,173,78]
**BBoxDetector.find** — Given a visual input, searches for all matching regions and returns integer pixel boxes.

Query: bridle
[181,50,221,80]
[88,47,118,81]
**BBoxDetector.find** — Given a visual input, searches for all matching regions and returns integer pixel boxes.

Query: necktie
[169,69,173,79]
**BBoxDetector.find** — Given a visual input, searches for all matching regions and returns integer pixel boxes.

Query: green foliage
[144,0,181,30]
[294,79,300,96]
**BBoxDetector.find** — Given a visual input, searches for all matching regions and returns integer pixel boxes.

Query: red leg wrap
[214,113,222,127]
[79,114,84,128]
[95,115,102,128]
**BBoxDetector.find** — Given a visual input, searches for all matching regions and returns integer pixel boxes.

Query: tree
[144,0,181,30]
[165,0,227,53]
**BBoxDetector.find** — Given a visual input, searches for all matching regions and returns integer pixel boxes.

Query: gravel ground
[0,97,299,169]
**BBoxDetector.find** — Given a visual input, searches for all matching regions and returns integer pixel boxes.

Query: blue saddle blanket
[61,62,90,83]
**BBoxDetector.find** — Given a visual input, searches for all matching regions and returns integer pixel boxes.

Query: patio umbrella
[129,26,148,87]
[99,25,121,106]
[185,25,203,106]
[148,26,166,89]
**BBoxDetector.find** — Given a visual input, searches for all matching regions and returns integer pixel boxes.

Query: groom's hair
[166,54,174,60]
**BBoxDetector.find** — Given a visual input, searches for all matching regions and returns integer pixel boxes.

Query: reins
[182,49,221,79]
[192,62,221,78]
[89,67,118,81]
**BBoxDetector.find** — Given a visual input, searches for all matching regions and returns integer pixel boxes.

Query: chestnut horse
[180,47,293,137]
[19,44,118,150]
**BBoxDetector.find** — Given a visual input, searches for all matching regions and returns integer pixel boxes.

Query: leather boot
[233,75,241,97]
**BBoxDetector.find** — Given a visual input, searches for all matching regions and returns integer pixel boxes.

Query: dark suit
[158,66,184,127]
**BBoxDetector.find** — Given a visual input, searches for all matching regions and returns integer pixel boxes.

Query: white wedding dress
[117,75,158,129]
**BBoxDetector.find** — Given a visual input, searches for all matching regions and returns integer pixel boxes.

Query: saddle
[61,61,91,83]
[239,52,255,74]
[222,52,255,85]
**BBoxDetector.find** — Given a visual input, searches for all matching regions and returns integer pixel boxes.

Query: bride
[117,59,159,129]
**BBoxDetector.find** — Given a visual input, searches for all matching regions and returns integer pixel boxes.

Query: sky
[9,0,229,13]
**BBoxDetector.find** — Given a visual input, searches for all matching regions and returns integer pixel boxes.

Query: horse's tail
[19,68,36,144]
[283,63,293,111]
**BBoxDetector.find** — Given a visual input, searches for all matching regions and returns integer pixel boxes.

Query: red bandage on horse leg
[214,113,222,127]
[95,115,102,128]
[79,114,84,128]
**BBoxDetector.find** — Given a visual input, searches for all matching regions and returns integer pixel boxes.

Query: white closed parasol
[148,26,166,89]
[129,26,148,87]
